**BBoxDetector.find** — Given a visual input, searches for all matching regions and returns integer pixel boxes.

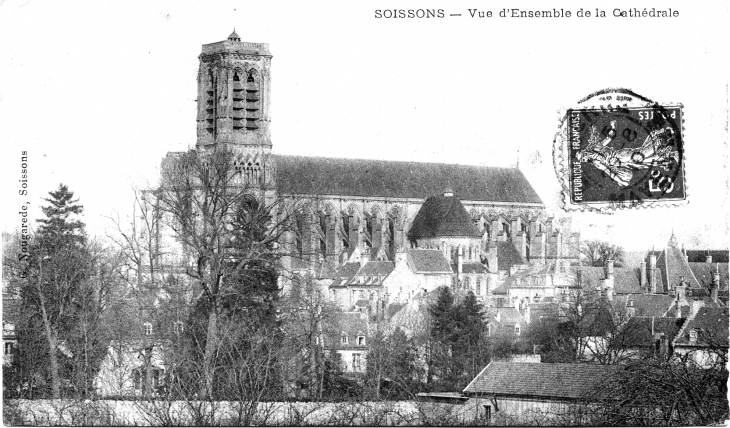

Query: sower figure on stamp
[576,120,679,186]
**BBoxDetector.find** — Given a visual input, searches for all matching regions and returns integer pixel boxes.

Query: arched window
[463,276,471,290]
[476,277,482,295]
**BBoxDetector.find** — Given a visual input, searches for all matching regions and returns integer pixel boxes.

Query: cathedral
[163,31,580,309]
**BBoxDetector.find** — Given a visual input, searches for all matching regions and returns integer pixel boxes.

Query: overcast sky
[1,0,728,251]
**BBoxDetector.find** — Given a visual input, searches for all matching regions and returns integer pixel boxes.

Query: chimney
[710,266,720,303]
[360,247,371,267]
[649,254,657,294]
[627,299,636,317]
[706,254,713,264]
[674,279,687,307]
[640,261,647,289]
[457,246,464,275]
[606,259,615,277]
[603,278,614,301]
[658,334,669,359]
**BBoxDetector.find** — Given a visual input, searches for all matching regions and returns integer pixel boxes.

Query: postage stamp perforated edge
[552,88,687,213]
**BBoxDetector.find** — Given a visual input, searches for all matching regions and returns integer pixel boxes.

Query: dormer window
[514,324,521,336]
[143,322,153,336]
[341,334,348,345]
[357,336,366,346]
[689,329,698,344]
[173,321,184,335]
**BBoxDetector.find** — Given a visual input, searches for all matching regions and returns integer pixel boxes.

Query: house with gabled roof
[460,361,622,424]
[672,306,729,368]
[617,316,686,359]
[322,311,370,375]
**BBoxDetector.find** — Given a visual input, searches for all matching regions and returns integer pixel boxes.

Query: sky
[1,0,728,251]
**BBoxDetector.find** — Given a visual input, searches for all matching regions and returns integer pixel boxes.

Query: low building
[324,311,370,375]
[383,249,454,304]
[672,306,729,368]
[461,361,621,424]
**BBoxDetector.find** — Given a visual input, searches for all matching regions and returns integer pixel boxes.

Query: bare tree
[580,343,728,426]
[581,240,625,267]
[155,147,296,399]
[280,274,342,400]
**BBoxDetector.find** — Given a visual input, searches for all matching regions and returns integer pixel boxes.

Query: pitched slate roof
[384,292,433,338]
[331,262,361,286]
[407,195,481,239]
[673,307,729,347]
[688,262,729,289]
[328,311,369,350]
[484,307,526,336]
[274,155,543,204]
[612,267,664,294]
[459,262,489,274]
[529,302,563,324]
[657,244,701,290]
[346,261,395,286]
[621,294,676,318]
[621,317,685,348]
[407,249,453,274]
[686,250,729,263]
[463,362,622,400]
[499,263,554,290]
[356,261,395,277]
[612,268,642,294]
[490,241,528,271]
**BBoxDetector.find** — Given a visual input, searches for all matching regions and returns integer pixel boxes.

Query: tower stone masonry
[163,31,581,274]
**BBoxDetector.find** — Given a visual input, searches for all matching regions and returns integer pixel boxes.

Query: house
[672,306,729,368]
[618,316,685,359]
[94,340,169,397]
[461,361,622,424]
[383,249,453,305]
[324,311,370,375]
[484,307,528,338]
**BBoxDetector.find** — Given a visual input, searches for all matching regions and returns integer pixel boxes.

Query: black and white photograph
[1,1,728,425]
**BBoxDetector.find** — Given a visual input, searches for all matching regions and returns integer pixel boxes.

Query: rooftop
[673,306,729,347]
[408,195,482,239]
[274,155,543,204]
[407,249,453,274]
[463,361,622,400]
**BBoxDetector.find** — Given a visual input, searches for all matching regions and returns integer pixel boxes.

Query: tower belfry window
[232,69,246,129]
[205,72,217,137]
[244,71,260,130]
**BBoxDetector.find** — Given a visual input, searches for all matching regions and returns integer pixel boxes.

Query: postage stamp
[554,89,686,211]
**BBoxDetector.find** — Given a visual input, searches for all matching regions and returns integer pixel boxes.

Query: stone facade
[161,32,581,307]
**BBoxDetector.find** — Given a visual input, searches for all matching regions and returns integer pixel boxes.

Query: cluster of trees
[581,239,625,267]
[3,148,728,426]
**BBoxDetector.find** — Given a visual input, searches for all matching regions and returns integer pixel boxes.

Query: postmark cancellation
[554,89,686,211]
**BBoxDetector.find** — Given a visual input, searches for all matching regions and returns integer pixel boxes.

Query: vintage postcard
[1,1,728,426]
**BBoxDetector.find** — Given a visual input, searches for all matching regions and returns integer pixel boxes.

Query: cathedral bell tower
[196,30,274,191]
